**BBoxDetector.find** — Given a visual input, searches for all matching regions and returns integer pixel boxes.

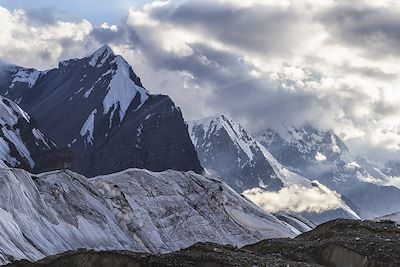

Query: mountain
[257,126,400,219]
[188,114,283,192]
[188,115,359,223]
[374,212,400,223]
[0,167,300,265]
[0,45,202,177]
[0,96,71,173]
[382,160,400,177]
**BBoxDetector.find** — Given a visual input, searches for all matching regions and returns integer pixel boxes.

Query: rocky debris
[6,219,400,267]
[245,219,400,267]
[5,243,321,267]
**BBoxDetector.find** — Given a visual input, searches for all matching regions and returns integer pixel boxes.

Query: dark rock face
[0,45,202,176]
[245,219,400,267]
[188,115,283,192]
[72,94,202,176]
[32,148,74,173]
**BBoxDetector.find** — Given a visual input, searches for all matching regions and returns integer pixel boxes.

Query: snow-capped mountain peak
[259,125,349,162]
[257,125,400,219]
[189,114,254,160]
[189,114,284,192]
[88,44,114,68]
[0,45,203,177]
[189,115,361,223]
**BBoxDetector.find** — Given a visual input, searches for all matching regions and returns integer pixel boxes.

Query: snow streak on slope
[103,55,149,123]
[0,96,56,170]
[80,109,96,145]
[0,167,298,265]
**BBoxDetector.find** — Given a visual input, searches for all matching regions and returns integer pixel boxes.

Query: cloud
[0,1,399,162]
[116,0,400,161]
[0,6,96,69]
[319,3,400,59]
[243,184,344,213]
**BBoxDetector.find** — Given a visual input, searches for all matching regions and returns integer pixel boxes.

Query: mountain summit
[188,114,283,192]
[0,45,203,176]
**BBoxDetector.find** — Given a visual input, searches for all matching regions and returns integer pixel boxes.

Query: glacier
[0,167,300,265]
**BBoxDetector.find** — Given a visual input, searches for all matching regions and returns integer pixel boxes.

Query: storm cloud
[0,0,399,161]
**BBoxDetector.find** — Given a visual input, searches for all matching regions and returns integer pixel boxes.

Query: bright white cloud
[243,185,344,213]
[0,6,94,69]
[123,0,400,161]
[101,22,118,32]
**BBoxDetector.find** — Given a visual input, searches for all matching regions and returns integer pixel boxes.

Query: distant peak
[93,44,114,56]
[88,44,115,67]
[189,114,238,130]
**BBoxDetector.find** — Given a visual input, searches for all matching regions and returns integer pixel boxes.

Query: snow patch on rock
[80,109,97,146]
[103,56,149,124]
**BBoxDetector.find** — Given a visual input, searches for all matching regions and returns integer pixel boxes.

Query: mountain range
[257,126,400,219]
[188,114,360,223]
[0,45,398,265]
[188,113,400,220]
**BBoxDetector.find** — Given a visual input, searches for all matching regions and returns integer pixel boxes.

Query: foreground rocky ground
[6,219,400,267]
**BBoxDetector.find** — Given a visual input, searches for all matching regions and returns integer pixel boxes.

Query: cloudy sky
[0,0,399,162]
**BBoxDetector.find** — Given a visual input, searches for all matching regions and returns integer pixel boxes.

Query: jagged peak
[188,113,255,157]
[190,113,231,126]
[190,114,248,134]
[92,44,114,57]
[88,44,115,68]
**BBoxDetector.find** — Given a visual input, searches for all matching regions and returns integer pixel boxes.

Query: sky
[0,0,399,162]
